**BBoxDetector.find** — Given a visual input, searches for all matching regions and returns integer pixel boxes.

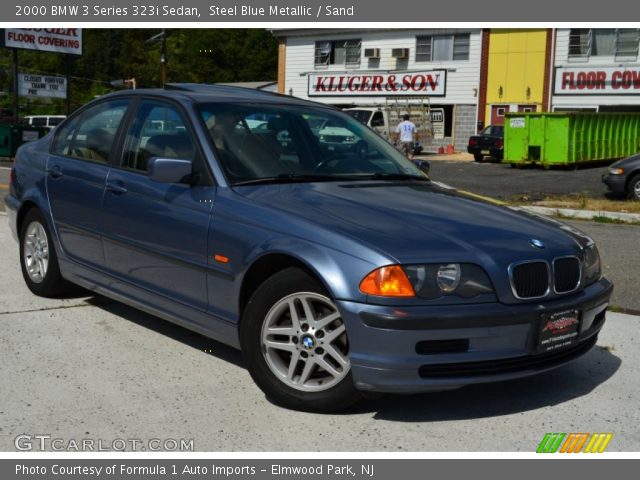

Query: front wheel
[240,268,361,412]
[627,174,640,201]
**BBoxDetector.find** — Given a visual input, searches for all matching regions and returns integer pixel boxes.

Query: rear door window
[52,100,129,163]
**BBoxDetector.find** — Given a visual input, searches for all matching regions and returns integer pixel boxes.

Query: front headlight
[436,264,461,292]
[608,167,624,175]
[404,263,494,300]
[583,243,601,287]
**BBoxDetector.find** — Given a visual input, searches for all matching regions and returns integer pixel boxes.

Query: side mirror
[147,157,193,184]
[415,159,430,175]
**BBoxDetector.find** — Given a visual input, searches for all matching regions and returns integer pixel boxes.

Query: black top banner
[6,0,640,22]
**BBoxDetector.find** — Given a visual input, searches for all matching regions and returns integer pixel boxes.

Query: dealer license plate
[537,309,581,353]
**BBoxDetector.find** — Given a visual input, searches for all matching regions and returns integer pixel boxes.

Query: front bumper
[602,173,627,195]
[338,277,613,393]
[322,142,357,153]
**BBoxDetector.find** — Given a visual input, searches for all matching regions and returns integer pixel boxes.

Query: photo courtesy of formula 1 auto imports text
[0,0,639,479]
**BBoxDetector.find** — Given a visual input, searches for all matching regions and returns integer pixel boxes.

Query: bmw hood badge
[529,238,545,249]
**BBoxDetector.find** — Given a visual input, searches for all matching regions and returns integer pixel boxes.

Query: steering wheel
[355,140,369,159]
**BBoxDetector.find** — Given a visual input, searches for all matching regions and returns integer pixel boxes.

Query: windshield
[482,125,504,136]
[345,109,373,124]
[198,103,425,185]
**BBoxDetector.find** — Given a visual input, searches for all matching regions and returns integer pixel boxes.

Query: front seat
[84,128,114,162]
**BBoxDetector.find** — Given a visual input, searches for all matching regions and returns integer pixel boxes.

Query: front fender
[242,236,380,302]
[205,227,389,324]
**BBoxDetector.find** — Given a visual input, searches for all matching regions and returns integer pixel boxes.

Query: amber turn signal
[214,254,230,263]
[359,265,416,297]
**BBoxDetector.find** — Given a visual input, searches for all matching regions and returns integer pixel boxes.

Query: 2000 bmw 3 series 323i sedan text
[5,84,613,412]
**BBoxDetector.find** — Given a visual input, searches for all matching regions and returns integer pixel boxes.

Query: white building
[272,29,482,151]
[552,28,640,112]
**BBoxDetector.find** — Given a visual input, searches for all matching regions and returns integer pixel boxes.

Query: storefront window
[453,35,471,60]
[568,29,591,58]
[416,34,470,62]
[314,39,361,66]
[569,28,639,60]
[592,29,616,56]
[615,30,640,60]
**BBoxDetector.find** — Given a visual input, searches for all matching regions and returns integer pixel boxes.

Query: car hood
[319,126,353,136]
[236,180,589,265]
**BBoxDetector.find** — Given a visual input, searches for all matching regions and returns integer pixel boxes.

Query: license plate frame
[537,309,581,354]
[481,149,490,155]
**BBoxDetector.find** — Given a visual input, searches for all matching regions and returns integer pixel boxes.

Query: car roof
[99,83,338,110]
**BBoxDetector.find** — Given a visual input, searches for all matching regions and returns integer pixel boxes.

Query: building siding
[552,28,640,109]
[282,29,481,107]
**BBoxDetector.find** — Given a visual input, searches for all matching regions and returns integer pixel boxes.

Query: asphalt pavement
[0,216,638,452]
[428,159,610,201]
[567,220,640,313]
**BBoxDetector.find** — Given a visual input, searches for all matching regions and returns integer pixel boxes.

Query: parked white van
[23,115,66,131]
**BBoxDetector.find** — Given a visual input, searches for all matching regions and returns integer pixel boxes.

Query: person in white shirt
[394,114,417,160]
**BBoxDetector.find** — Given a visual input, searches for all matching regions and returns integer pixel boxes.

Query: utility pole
[12,48,19,122]
[146,29,169,87]
[64,54,71,115]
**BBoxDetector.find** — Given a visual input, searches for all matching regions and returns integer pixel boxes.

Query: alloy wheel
[23,221,50,283]
[260,292,350,392]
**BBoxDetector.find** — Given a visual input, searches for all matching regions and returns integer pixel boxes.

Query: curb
[522,205,640,224]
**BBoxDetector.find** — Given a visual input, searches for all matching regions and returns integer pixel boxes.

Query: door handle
[46,165,63,179]
[105,181,128,194]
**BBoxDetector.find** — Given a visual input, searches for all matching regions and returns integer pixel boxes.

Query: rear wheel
[19,209,69,297]
[628,174,640,201]
[474,153,483,162]
[240,267,361,412]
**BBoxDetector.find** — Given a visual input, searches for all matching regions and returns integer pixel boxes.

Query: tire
[627,174,640,201]
[19,208,70,297]
[473,153,483,162]
[240,267,361,412]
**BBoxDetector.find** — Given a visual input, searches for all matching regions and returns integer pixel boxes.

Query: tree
[0,29,278,117]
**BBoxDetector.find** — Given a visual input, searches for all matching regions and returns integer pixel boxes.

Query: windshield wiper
[232,174,354,186]
[359,172,430,182]
[232,172,430,186]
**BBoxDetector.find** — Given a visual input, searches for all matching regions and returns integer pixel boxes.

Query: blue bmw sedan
[5,85,612,411]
